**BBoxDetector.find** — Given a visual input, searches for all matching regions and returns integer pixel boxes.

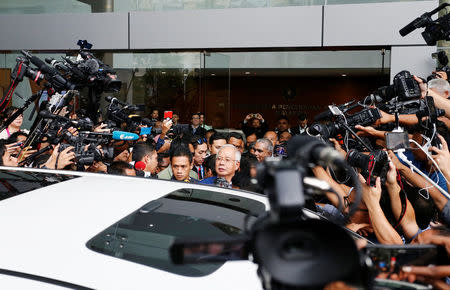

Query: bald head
[264,131,278,148]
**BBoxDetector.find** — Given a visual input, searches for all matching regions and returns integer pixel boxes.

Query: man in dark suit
[291,112,308,135]
[189,112,207,138]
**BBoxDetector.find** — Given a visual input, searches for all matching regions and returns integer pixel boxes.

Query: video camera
[400,3,450,46]
[372,71,422,102]
[58,131,121,167]
[427,50,450,81]
[346,149,389,186]
[308,106,381,140]
[170,135,369,289]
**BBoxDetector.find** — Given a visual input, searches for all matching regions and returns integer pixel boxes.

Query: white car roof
[0,167,267,289]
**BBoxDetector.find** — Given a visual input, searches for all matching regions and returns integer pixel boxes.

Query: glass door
[202,52,231,130]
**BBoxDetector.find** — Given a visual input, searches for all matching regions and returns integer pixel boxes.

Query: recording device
[400,3,450,46]
[171,136,368,289]
[372,71,421,102]
[57,130,124,167]
[164,111,173,120]
[385,131,410,151]
[314,100,356,122]
[307,107,381,142]
[39,110,94,132]
[20,50,76,92]
[364,244,446,275]
[427,50,450,81]
[346,149,389,186]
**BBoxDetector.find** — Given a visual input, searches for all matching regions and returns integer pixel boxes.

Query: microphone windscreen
[112,131,139,141]
[135,161,146,171]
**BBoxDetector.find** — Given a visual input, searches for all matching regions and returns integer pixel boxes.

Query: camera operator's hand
[385,160,398,186]
[244,114,253,122]
[255,113,264,122]
[67,126,78,137]
[329,138,347,158]
[430,135,450,178]
[401,235,450,289]
[374,109,394,126]
[41,144,60,169]
[17,146,37,162]
[57,146,75,169]
[5,142,22,155]
[359,174,403,244]
[355,125,385,139]
[94,123,110,133]
[359,174,382,204]
[413,75,428,99]
[387,150,407,172]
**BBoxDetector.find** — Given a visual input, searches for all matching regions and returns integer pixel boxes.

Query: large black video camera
[59,131,114,167]
[346,149,389,187]
[400,3,450,46]
[308,107,381,139]
[372,71,421,102]
[170,136,372,289]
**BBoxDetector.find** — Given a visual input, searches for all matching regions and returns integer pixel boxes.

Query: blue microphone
[112,131,139,141]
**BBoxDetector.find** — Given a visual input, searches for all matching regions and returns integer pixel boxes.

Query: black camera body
[374,71,421,102]
[346,149,389,186]
[400,3,450,46]
[308,107,381,139]
[59,132,114,167]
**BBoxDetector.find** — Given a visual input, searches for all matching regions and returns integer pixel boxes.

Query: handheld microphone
[112,131,139,141]
[287,135,344,167]
[134,161,146,177]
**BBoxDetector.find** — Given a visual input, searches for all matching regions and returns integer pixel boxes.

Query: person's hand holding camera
[94,123,110,133]
[57,146,76,169]
[161,119,173,134]
[413,75,428,99]
[359,175,382,205]
[244,114,253,122]
[429,135,450,177]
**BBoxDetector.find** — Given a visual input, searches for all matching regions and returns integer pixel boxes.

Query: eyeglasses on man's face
[216,156,236,163]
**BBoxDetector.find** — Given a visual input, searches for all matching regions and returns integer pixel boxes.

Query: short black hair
[191,112,201,119]
[277,115,289,122]
[226,132,244,143]
[132,142,156,162]
[169,137,190,156]
[206,129,217,135]
[170,146,193,164]
[204,154,216,176]
[209,133,227,145]
[108,161,134,175]
[157,152,169,164]
[190,136,208,150]
[6,131,28,144]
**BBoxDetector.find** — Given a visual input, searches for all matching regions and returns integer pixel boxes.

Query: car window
[0,169,76,202]
[87,188,266,277]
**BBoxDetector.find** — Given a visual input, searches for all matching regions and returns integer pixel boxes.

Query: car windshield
[87,188,266,277]
[0,169,76,201]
